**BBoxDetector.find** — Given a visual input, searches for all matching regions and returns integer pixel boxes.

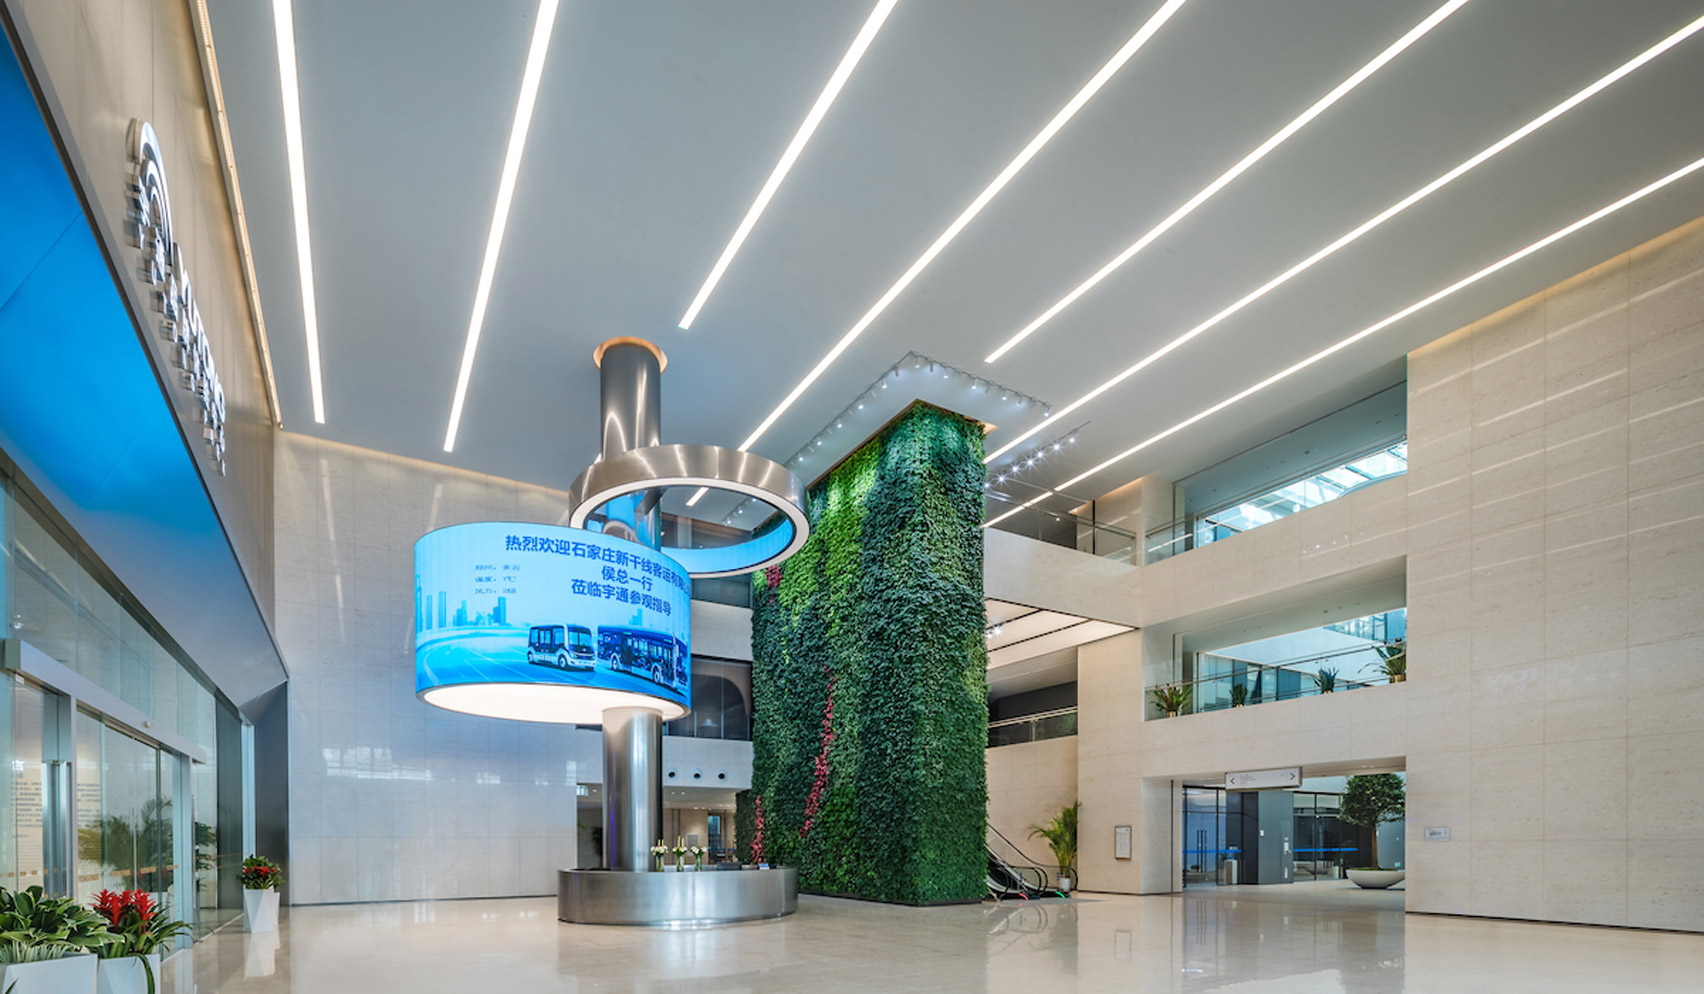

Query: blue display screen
[414,523,691,715]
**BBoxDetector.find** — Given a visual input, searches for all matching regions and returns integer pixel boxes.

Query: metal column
[602,706,663,871]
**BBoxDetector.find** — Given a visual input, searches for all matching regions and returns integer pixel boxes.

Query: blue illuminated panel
[414,523,692,715]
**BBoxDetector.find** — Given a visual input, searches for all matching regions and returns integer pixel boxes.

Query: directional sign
[1225,767,1302,790]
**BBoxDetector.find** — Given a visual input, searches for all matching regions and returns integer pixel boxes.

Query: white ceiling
[207,0,1704,524]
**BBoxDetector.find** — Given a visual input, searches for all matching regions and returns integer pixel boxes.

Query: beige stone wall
[1074,214,1704,931]
[987,736,1079,879]
[1400,214,1704,930]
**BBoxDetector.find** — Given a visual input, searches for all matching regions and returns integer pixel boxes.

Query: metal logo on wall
[129,120,227,475]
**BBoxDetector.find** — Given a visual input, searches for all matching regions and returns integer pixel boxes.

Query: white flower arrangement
[651,840,669,870]
[688,845,704,869]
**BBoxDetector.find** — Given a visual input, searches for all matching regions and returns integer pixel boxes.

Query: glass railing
[1145,441,1407,564]
[984,484,1139,563]
[1145,641,1405,720]
[987,707,1078,748]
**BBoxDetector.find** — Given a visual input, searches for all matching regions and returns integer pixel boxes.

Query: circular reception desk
[558,867,798,927]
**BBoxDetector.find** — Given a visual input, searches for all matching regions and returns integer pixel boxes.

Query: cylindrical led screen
[414,522,691,723]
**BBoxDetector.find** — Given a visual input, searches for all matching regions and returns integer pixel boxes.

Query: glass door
[0,676,76,896]
[72,711,175,914]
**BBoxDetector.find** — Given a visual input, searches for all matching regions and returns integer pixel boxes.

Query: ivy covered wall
[738,403,988,904]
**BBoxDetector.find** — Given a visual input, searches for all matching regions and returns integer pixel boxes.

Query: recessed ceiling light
[271,0,326,424]
[984,151,1704,526]
[442,0,561,452]
[735,0,1191,453]
[982,0,1471,365]
[677,0,900,330]
[984,10,1704,465]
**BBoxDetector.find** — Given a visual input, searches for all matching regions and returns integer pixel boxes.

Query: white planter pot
[244,887,281,932]
[95,954,161,994]
[0,954,98,994]
[1057,876,1073,893]
[1346,869,1406,890]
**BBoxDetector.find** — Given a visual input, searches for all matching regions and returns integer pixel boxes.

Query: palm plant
[1151,683,1191,716]
[1028,802,1079,886]
[1229,684,1248,708]
[1373,638,1406,683]
[1313,667,1339,694]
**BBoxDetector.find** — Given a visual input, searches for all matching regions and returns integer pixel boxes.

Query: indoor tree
[1339,774,1405,869]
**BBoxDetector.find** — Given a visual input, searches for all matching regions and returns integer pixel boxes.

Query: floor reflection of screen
[414,522,691,715]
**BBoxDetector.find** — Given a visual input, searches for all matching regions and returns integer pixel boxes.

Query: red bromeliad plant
[240,856,284,890]
[91,890,190,955]
[92,889,192,993]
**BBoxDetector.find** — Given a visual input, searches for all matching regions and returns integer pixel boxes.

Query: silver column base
[557,868,798,927]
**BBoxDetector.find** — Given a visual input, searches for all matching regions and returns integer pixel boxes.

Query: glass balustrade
[987,708,1078,748]
[1145,441,1408,564]
[983,484,1140,563]
[1145,640,1406,720]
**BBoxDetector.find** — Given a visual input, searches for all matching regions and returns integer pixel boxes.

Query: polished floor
[164,884,1704,993]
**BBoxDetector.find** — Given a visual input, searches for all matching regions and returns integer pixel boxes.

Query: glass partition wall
[0,465,249,936]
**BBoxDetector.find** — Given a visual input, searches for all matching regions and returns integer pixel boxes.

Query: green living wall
[738,403,987,904]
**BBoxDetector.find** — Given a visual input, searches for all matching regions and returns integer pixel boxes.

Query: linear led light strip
[678,0,901,331]
[984,151,1704,528]
[983,0,1473,365]
[442,0,562,452]
[729,0,1191,456]
[683,0,902,509]
[984,9,1704,465]
[272,0,325,423]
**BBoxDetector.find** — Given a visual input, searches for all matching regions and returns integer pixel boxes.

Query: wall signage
[1424,826,1451,841]
[1114,825,1132,860]
[1225,767,1302,790]
[129,120,227,476]
[413,522,692,722]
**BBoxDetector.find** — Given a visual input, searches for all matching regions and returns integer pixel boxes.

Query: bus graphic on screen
[598,627,688,692]
[414,522,691,721]
[527,624,594,671]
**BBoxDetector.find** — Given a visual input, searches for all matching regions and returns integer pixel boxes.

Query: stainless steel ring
[567,444,810,579]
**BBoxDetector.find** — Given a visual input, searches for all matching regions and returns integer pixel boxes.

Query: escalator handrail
[987,821,1060,875]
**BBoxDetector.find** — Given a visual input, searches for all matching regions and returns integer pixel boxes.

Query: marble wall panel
[1072,214,1704,931]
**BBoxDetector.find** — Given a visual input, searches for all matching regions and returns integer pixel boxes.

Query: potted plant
[0,884,113,994]
[688,845,705,870]
[1028,802,1079,893]
[1313,667,1339,694]
[1229,684,1248,708]
[1373,639,1406,683]
[240,856,284,932]
[1341,773,1406,889]
[1150,684,1191,718]
[91,890,190,994]
[671,838,689,871]
[650,840,669,871]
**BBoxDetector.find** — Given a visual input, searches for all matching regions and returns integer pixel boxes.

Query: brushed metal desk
[557,867,798,927]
